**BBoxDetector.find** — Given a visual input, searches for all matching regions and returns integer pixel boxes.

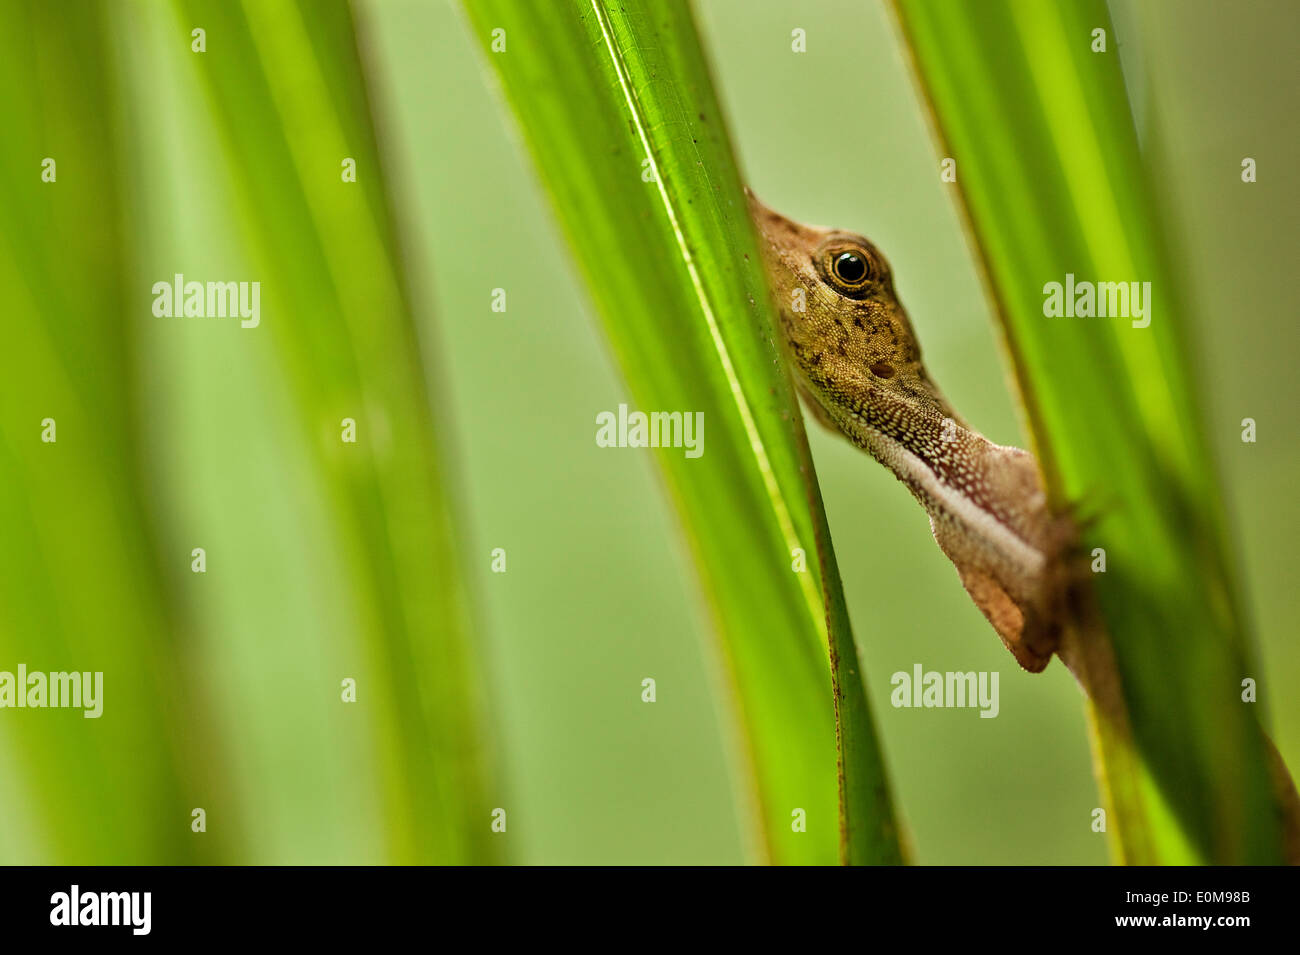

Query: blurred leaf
[160,0,500,863]
[892,0,1293,863]
[463,0,902,863]
[0,0,219,864]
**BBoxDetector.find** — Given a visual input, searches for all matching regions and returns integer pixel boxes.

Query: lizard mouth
[745,187,827,263]
[744,187,784,243]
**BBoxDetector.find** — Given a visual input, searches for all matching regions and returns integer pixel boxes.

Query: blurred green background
[0,0,1294,864]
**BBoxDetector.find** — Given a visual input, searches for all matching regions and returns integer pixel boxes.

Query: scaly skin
[749,190,1075,672]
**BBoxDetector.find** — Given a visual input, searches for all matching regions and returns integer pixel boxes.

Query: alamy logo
[891,664,999,718]
[595,403,704,459]
[50,885,150,935]
[152,273,260,328]
[1042,273,1151,328]
[0,665,103,718]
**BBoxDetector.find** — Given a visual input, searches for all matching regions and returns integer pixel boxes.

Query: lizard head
[746,188,959,426]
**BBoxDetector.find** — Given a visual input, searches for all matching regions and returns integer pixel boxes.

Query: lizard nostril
[869,362,895,379]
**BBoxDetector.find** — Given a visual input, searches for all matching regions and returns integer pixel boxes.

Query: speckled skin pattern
[749,191,1074,672]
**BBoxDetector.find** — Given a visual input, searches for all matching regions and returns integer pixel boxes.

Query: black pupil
[835,251,867,283]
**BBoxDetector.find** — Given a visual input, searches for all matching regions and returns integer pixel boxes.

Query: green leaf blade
[893,0,1291,864]
[465,0,901,864]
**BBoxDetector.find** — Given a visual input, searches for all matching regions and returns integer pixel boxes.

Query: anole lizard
[749,190,1076,672]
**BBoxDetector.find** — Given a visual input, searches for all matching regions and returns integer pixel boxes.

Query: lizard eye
[833,251,868,285]
[819,240,880,296]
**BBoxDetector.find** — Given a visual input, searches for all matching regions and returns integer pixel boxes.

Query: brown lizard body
[749,190,1075,671]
